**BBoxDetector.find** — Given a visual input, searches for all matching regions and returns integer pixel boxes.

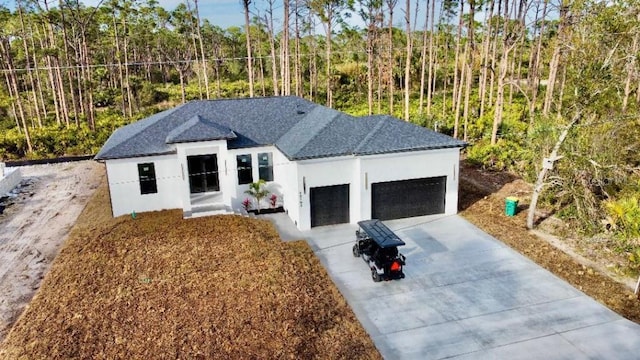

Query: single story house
[95,96,466,230]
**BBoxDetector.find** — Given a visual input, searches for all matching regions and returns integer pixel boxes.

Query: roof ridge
[166,114,236,144]
[276,106,341,157]
[353,116,388,154]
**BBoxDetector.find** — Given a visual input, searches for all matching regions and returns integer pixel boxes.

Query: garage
[372,176,446,220]
[310,184,350,227]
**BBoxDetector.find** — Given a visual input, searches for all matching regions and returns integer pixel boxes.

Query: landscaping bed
[0,182,380,359]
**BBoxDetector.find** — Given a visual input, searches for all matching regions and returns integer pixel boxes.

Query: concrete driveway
[303,215,640,359]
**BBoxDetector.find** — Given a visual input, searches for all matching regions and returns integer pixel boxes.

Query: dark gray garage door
[372,176,446,220]
[310,184,350,227]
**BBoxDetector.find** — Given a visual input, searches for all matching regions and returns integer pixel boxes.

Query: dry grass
[0,182,380,359]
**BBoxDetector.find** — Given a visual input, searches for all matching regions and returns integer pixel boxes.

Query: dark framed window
[138,163,157,195]
[237,154,253,185]
[187,155,219,193]
[258,152,273,182]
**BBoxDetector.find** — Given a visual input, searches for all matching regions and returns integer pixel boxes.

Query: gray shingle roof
[166,115,236,144]
[94,96,465,161]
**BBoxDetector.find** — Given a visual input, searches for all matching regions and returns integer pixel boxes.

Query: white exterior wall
[0,167,21,195]
[359,148,460,218]
[296,156,359,230]
[272,149,299,225]
[174,140,228,213]
[104,141,461,229]
[293,148,461,230]
[226,146,291,212]
[105,154,183,217]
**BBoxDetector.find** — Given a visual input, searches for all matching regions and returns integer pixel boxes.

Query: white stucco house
[95,96,466,230]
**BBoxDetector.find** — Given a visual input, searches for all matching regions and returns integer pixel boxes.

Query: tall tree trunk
[527,113,580,229]
[18,2,42,127]
[386,0,397,114]
[418,0,429,115]
[451,0,464,115]
[454,53,465,139]
[622,12,640,112]
[309,14,318,102]
[186,0,203,100]
[426,0,436,115]
[294,0,303,96]
[488,0,503,108]
[59,0,77,125]
[113,11,127,117]
[2,69,21,131]
[266,4,279,96]
[243,0,255,97]
[491,0,515,145]
[324,8,334,107]
[41,5,66,125]
[528,0,548,120]
[364,1,381,115]
[462,0,475,141]
[194,0,210,99]
[81,30,96,130]
[479,0,495,119]
[543,0,569,116]
[1,38,32,153]
[123,16,134,116]
[403,0,412,121]
[283,0,291,95]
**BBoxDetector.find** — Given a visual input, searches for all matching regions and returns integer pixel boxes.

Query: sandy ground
[0,161,103,343]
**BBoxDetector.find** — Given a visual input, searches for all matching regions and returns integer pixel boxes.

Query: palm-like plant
[244,179,269,213]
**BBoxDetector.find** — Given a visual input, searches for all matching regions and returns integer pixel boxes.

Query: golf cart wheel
[371,268,381,282]
[352,245,360,257]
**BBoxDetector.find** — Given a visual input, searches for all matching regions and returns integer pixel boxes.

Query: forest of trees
[0,0,639,252]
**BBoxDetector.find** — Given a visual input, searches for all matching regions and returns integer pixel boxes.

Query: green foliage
[0,128,27,160]
[137,83,170,107]
[605,196,640,241]
[244,179,270,212]
[605,195,640,267]
[466,139,524,172]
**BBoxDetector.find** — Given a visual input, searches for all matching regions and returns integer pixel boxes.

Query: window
[258,152,273,182]
[237,154,253,185]
[138,163,157,195]
[187,155,219,193]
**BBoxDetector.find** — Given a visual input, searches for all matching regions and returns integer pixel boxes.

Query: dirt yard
[0,161,103,342]
[0,183,379,359]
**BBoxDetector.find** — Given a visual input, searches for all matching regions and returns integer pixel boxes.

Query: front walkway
[301,215,640,359]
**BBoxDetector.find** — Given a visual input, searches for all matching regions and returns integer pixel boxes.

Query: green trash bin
[505,197,519,217]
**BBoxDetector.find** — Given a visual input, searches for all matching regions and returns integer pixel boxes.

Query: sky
[74,0,386,31]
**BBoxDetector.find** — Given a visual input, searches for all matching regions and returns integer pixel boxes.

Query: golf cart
[352,219,406,282]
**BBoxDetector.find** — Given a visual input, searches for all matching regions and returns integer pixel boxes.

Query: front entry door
[187,155,219,193]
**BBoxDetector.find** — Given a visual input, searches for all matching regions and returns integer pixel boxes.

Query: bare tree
[194,0,210,99]
[403,0,412,121]
[243,0,255,97]
[385,0,398,114]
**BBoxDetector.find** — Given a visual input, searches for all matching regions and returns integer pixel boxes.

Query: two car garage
[309,176,447,227]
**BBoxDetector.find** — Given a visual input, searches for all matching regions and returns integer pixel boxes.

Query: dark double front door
[187,155,219,193]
